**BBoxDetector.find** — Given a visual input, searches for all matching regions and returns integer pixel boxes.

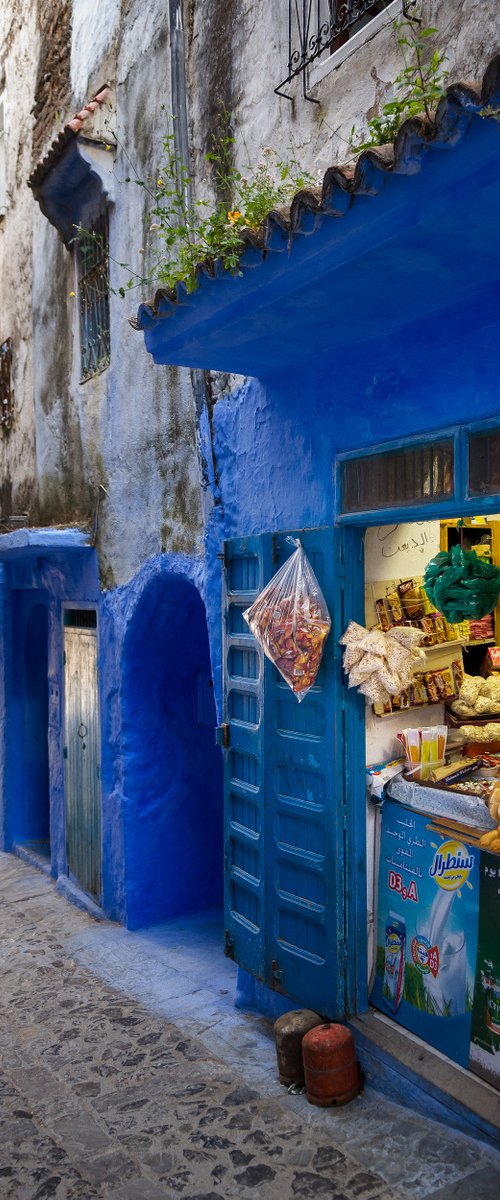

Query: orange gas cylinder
[302,1022,361,1107]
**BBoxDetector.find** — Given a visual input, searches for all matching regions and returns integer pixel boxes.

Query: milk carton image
[413,896,467,1017]
[371,802,479,1068]
[383,913,406,1011]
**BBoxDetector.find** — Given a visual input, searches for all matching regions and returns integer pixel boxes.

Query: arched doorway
[122,573,222,929]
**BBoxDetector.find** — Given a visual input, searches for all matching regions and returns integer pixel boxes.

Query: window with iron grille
[468,429,500,499]
[341,438,455,513]
[0,338,13,433]
[277,2,412,100]
[77,211,110,382]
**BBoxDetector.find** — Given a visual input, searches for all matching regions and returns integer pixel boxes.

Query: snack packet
[243,539,331,702]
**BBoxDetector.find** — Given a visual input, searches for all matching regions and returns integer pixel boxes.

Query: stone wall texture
[0,0,499,577]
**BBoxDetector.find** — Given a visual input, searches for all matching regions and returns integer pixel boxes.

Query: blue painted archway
[121,571,223,929]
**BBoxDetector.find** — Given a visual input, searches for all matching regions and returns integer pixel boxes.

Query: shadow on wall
[9,596,51,849]
[121,572,223,929]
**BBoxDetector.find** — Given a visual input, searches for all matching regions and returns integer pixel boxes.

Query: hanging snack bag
[243,539,331,702]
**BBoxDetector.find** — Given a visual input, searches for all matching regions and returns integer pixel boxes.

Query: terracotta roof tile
[28,87,112,189]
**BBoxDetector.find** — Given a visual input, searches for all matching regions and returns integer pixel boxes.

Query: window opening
[341,439,454,514]
[468,429,500,499]
[0,337,13,433]
[64,609,97,629]
[276,2,414,100]
[77,211,110,382]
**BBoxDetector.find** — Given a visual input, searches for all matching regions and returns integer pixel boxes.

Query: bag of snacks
[243,539,331,702]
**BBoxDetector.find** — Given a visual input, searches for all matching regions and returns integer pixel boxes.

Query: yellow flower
[105,143,112,151]
[227,210,242,225]
[157,178,164,186]
[69,291,76,298]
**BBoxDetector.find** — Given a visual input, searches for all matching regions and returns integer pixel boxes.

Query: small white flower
[149,222,161,232]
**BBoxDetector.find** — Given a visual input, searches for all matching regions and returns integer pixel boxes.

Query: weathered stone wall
[30,0,205,587]
[185,1,500,196]
[32,0,71,164]
[2,0,500,583]
[0,1,38,523]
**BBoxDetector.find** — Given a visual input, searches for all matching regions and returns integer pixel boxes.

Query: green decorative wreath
[424,545,500,623]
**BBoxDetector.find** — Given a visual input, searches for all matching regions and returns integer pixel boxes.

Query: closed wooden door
[63,613,101,901]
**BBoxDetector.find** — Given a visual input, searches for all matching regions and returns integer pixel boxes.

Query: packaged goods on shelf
[373,658,463,716]
[450,673,500,718]
[481,646,500,676]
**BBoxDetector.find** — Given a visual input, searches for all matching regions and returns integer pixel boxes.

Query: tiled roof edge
[28,86,112,189]
[135,52,500,329]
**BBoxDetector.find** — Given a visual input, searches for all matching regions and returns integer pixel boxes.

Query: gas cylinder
[302,1022,362,1106]
[273,1009,324,1085]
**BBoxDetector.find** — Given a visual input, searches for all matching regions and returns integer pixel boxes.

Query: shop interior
[362,516,500,1091]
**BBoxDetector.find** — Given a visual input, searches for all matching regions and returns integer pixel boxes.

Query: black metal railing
[78,211,111,382]
[276,2,414,101]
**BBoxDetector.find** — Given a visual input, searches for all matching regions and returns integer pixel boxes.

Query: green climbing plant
[349,3,448,153]
[76,113,314,298]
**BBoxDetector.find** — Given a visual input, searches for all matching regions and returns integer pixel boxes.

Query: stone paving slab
[0,851,499,1199]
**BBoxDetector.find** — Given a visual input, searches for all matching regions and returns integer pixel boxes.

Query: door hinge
[271,958,283,986]
[215,722,230,749]
[63,747,68,759]
[63,651,66,665]
[224,929,235,959]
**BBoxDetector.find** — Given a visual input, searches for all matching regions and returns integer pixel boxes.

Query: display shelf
[464,637,495,647]
[373,703,446,720]
[421,638,467,653]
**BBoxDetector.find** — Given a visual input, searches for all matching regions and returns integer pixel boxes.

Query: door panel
[223,536,272,976]
[63,625,101,901]
[223,527,346,1018]
[264,528,345,1016]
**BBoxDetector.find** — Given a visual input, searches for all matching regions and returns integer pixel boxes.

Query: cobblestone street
[1,852,500,1200]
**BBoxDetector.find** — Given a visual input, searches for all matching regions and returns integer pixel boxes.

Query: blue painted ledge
[0,528,91,561]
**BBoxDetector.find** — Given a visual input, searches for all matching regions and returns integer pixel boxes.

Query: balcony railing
[276,2,415,100]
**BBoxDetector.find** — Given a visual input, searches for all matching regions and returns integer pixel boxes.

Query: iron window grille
[77,211,111,382]
[276,2,416,100]
[340,438,455,514]
[0,337,13,433]
[468,429,500,499]
[64,609,97,629]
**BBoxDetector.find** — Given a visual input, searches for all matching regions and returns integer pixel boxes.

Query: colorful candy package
[243,539,331,702]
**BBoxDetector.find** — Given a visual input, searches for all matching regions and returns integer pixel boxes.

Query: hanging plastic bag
[243,538,331,701]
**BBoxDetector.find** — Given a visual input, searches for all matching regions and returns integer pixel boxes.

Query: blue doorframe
[337,422,500,1016]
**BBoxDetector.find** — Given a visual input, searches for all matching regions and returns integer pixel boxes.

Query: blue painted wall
[201,292,500,723]
[0,549,101,885]
[101,553,222,929]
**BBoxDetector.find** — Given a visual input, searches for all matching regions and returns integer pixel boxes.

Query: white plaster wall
[71,0,120,102]
[186,0,500,198]
[0,0,38,520]
[5,0,500,584]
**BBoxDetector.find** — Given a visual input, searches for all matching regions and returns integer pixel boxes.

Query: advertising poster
[370,799,479,1067]
[469,851,500,1088]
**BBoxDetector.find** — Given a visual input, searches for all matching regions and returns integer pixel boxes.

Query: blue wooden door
[222,535,271,977]
[223,527,347,1018]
